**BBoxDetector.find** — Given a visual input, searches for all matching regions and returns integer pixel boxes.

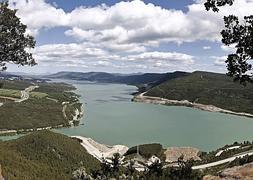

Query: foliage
[0,79,82,130]
[0,88,20,98]
[126,160,135,177]
[228,154,253,168]
[0,130,100,180]
[72,167,91,180]
[222,15,253,84]
[0,79,32,90]
[141,156,202,180]
[146,159,163,177]
[204,0,234,12]
[125,143,165,159]
[146,71,253,114]
[0,98,67,130]
[205,0,253,84]
[111,153,120,173]
[0,2,36,71]
[90,153,125,179]
[196,141,253,167]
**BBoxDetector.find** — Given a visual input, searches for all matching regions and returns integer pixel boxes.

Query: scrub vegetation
[0,79,82,131]
[146,71,253,114]
[0,131,100,180]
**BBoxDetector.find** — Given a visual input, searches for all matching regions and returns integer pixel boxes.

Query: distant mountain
[0,72,21,79]
[146,71,253,114]
[46,71,189,87]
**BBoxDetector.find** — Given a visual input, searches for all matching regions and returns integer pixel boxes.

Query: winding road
[15,85,39,103]
[192,150,253,170]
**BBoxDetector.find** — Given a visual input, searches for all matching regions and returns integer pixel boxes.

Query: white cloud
[9,0,68,36]
[8,0,253,73]
[203,46,211,50]
[127,52,195,64]
[10,0,253,44]
[212,56,227,66]
[221,44,236,52]
[33,43,195,71]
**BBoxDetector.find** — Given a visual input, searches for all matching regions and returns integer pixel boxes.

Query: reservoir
[55,81,253,152]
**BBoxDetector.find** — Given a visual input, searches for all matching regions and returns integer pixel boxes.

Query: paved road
[215,146,241,157]
[192,150,253,170]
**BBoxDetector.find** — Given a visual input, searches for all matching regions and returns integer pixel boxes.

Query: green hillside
[146,71,253,114]
[0,80,82,131]
[0,130,99,180]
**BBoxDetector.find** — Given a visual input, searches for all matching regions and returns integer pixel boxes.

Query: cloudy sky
[6,0,253,74]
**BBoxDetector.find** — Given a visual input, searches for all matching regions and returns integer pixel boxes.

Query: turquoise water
[54,81,253,152]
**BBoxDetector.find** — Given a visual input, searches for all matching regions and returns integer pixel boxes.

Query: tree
[205,0,253,84]
[111,153,120,173]
[177,155,195,178]
[146,160,163,177]
[0,1,36,71]
[204,0,234,12]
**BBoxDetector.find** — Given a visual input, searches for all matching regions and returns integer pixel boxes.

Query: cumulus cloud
[127,52,195,64]
[8,0,253,72]
[10,0,253,44]
[9,0,68,35]
[33,43,195,71]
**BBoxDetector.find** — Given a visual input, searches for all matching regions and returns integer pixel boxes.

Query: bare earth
[203,162,253,180]
[164,147,201,163]
[72,136,129,162]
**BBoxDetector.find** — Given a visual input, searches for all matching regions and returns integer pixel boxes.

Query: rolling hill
[0,130,100,180]
[145,71,253,114]
[0,79,82,132]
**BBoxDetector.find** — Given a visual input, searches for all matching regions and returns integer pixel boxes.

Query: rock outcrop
[164,147,201,163]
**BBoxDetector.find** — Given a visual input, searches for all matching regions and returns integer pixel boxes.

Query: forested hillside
[146,71,253,114]
[0,131,100,180]
[0,80,82,131]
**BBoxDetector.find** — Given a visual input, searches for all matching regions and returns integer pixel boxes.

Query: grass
[0,89,21,98]
[30,92,48,99]
[0,130,100,180]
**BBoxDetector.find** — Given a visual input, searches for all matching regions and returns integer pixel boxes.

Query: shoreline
[0,83,85,136]
[133,93,253,118]
[0,124,65,136]
[0,104,84,137]
[72,136,129,162]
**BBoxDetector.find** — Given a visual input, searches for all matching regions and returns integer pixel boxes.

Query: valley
[2,71,253,179]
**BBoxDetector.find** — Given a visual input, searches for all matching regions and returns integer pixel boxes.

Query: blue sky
[48,0,194,12]
[6,0,253,74]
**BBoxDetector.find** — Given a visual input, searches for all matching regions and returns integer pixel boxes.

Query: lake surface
[55,81,253,152]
